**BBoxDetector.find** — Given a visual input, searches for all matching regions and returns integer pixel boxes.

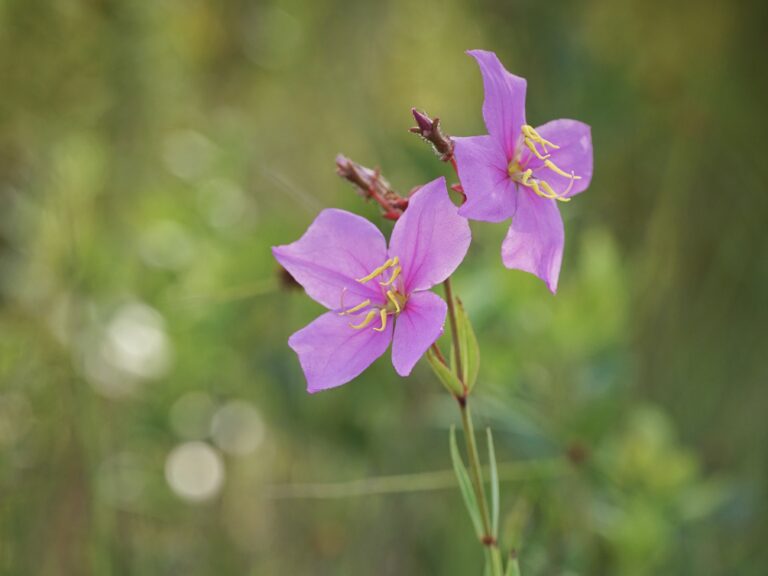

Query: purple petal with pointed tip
[272,209,388,310]
[288,311,393,393]
[454,135,518,223]
[501,190,564,293]
[389,177,471,293]
[467,49,527,159]
[525,119,593,198]
[391,291,447,377]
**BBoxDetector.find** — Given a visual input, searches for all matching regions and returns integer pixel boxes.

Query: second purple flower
[454,50,593,293]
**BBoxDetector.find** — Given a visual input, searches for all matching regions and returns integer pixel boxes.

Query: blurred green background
[1,0,767,574]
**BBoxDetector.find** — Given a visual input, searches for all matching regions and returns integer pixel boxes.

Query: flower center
[338,256,407,332]
[507,124,581,203]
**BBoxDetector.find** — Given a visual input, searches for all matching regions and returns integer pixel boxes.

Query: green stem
[459,401,492,537]
[460,393,505,575]
[444,277,504,576]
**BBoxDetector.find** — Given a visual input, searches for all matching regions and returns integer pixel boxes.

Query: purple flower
[454,50,593,293]
[273,177,471,393]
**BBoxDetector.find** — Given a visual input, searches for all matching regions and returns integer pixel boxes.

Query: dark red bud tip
[411,107,434,134]
[410,107,454,162]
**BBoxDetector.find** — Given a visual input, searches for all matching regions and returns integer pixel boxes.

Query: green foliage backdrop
[0,0,766,574]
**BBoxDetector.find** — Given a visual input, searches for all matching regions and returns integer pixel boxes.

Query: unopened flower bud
[410,108,454,161]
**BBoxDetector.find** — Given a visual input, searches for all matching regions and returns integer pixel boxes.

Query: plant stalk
[444,277,504,576]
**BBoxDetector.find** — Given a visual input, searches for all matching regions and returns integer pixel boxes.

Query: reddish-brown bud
[410,108,454,161]
[335,154,407,220]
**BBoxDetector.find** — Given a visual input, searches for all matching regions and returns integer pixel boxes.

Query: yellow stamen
[520,169,534,187]
[356,257,399,284]
[338,298,371,316]
[536,180,558,199]
[373,309,388,332]
[519,168,571,203]
[544,159,582,180]
[525,138,550,160]
[386,290,401,313]
[379,265,402,287]
[349,309,378,330]
[512,127,573,203]
[521,125,559,151]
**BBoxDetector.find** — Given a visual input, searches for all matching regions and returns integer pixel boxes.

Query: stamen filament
[522,125,559,150]
[386,290,401,313]
[525,139,550,160]
[339,299,371,316]
[356,256,399,284]
[349,309,378,330]
[379,265,402,286]
[520,169,534,186]
[562,173,577,197]
[544,159,582,180]
[537,180,558,198]
[373,309,388,332]
[519,168,571,203]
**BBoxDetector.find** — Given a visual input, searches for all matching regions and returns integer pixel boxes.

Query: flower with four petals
[454,49,593,293]
[273,177,471,392]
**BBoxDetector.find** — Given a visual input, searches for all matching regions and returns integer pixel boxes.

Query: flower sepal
[426,346,465,397]
[451,297,480,393]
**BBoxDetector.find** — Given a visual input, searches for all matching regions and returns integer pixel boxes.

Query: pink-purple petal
[467,49,527,159]
[272,209,388,310]
[288,311,393,393]
[454,135,518,223]
[525,119,593,198]
[391,291,447,377]
[389,177,471,293]
[501,190,564,294]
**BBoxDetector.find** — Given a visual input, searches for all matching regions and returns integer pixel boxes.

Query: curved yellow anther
[544,159,581,180]
[520,169,534,186]
[356,257,399,284]
[339,299,371,316]
[540,180,571,202]
[373,308,388,332]
[520,169,571,203]
[349,309,378,330]
[386,290,401,313]
[379,265,402,287]
[528,179,549,199]
[521,125,559,151]
[525,138,550,160]
[536,180,559,199]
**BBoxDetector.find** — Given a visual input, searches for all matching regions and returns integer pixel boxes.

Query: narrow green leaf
[455,298,480,391]
[427,347,464,396]
[449,426,484,539]
[487,428,500,539]
[504,553,521,576]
